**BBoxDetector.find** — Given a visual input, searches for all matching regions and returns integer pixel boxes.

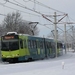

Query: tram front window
[1,41,19,51]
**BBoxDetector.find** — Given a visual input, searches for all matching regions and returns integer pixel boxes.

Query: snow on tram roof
[7,32,17,35]
[19,34,31,36]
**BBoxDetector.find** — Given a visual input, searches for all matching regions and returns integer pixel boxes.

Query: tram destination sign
[2,35,19,40]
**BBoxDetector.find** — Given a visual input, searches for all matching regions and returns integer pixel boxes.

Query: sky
[0,50,75,75]
[0,0,75,37]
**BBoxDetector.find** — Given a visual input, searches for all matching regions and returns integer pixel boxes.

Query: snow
[0,50,75,75]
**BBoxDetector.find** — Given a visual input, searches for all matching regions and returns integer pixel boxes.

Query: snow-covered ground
[0,49,75,75]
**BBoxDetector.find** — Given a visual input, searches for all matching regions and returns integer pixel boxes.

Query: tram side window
[31,40,37,49]
[33,40,37,48]
[40,41,42,48]
[20,39,23,49]
[51,42,55,49]
[35,40,37,48]
[40,41,44,49]
[28,40,31,48]
[32,40,34,48]
[30,40,33,48]
[36,41,38,48]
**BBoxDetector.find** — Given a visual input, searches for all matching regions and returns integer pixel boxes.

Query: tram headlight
[16,54,19,56]
[13,54,15,57]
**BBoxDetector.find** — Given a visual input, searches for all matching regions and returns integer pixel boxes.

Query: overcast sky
[0,0,75,37]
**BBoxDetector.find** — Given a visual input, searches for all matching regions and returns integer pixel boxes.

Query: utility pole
[42,13,67,57]
[64,24,67,54]
[54,12,57,57]
[72,26,75,52]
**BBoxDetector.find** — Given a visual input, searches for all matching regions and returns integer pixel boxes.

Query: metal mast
[64,24,67,54]
[54,12,57,57]
[42,13,67,57]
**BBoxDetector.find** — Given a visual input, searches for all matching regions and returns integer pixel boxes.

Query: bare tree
[2,12,22,33]
[0,25,3,36]
[1,12,39,36]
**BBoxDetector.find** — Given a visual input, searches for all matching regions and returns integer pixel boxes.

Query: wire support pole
[64,24,67,54]
[72,26,75,52]
[54,12,57,57]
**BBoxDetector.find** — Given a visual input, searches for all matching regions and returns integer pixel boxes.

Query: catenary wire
[0,2,40,17]
[23,0,66,14]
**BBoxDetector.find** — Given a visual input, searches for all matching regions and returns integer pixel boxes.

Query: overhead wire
[68,16,75,23]
[39,23,64,33]
[0,2,40,17]
[1,0,8,4]
[0,13,6,16]
[23,0,31,2]
[33,0,36,10]
[5,0,43,15]
[39,23,65,38]
[23,0,66,14]
[39,23,53,30]
[13,0,25,6]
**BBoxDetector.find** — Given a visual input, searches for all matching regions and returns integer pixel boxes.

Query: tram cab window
[24,40,27,48]
[20,39,23,49]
